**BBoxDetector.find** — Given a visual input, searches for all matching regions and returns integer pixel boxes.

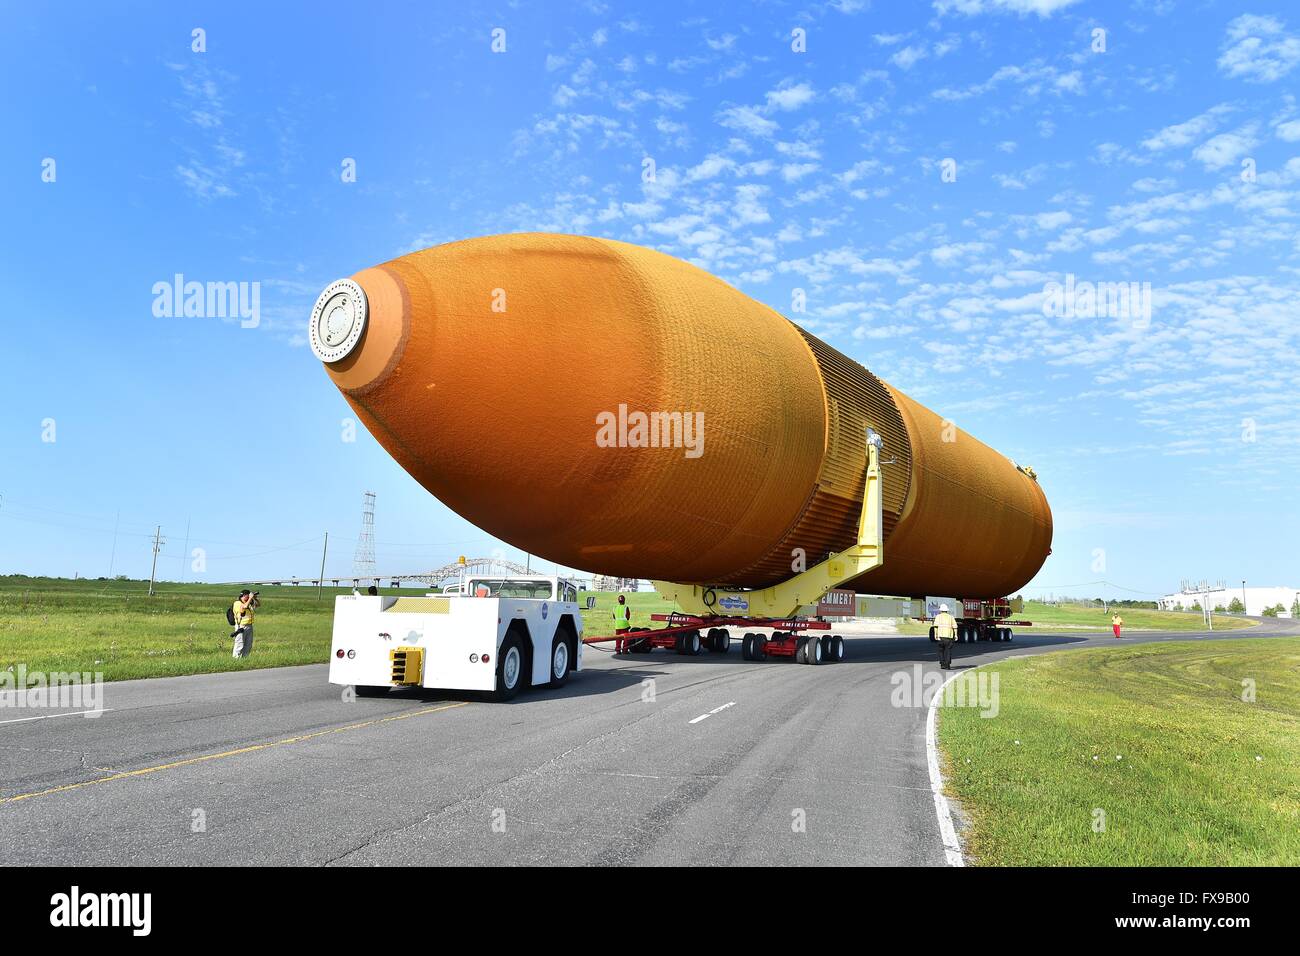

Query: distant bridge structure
[238,556,547,590]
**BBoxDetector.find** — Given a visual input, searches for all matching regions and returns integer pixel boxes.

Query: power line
[1026,579,1163,596]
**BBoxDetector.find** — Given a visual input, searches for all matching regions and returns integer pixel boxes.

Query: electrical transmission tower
[353,491,376,579]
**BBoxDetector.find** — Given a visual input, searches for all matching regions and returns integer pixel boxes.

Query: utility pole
[108,509,120,578]
[317,532,329,600]
[148,526,165,597]
[1242,579,1247,615]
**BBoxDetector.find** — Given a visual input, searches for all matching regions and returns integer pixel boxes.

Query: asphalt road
[2,618,1296,866]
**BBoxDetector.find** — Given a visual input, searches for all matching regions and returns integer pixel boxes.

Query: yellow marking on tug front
[389,645,425,685]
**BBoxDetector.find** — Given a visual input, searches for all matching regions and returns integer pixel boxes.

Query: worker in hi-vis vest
[934,603,957,670]
[612,593,631,653]
[1112,612,1123,639]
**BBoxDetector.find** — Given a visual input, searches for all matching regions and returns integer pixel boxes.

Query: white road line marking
[0,709,112,726]
[689,701,736,724]
[926,671,965,867]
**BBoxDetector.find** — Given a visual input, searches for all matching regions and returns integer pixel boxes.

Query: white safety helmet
[939,603,950,613]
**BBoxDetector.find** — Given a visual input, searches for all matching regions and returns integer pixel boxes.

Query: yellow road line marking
[0,701,469,805]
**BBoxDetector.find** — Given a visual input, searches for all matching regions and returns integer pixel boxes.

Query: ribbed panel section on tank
[719,326,914,586]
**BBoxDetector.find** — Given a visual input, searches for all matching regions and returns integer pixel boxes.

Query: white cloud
[717,105,778,137]
[1141,105,1234,151]
[781,163,819,182]
[1035,210,1072,230]
[1191,125,1260,170]
[1132,177,1176,193]
[931,242,991,264]
[933,0,1083,17]
[731,184,771,225]
[765,82,816,111]
[1218,14,1300,83]
[1274,118,1300,141]
[891,45,928,70]
[685,154,734,182]
[932,62,1086,101]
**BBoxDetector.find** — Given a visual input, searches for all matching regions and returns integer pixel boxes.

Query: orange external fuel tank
[309,233,1052,598]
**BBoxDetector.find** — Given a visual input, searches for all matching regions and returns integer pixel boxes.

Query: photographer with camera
[230,589,260,658]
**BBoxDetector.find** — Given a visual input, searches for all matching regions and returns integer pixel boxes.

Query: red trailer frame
[583,612,845,664]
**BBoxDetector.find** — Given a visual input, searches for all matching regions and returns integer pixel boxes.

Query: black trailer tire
[493,631,526,702]
[716,630,730,653]
[929,626,937,643]
[628,627,651,653]
[741,634,752,659]
[826,635,843,662]
[354,685,390,697]
[688,630,702,655]
[804,636,822,665]
[753,635,768,660]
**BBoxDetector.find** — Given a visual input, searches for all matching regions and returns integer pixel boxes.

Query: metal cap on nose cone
[309,279,368,363]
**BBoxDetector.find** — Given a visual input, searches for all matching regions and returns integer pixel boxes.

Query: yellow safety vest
[233,600,255,627]
[934,611,956,639]
[612,604,630,626]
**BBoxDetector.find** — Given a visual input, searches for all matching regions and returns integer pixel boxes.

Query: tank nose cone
[309,278,368,363]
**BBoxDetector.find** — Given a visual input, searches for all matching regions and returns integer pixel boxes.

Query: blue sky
[2,0,1297,600]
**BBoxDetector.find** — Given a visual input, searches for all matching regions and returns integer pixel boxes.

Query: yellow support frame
[652,428,886,620]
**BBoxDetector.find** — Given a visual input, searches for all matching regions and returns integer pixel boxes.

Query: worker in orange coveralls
[612,594,631,653]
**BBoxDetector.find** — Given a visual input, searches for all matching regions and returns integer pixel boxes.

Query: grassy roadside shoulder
[0,576,672,682]
[938,638,1300,865]
[897,601,1255,636]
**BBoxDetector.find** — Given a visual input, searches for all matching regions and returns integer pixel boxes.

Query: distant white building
[591,575,644,592]
[1159,585,1298,617]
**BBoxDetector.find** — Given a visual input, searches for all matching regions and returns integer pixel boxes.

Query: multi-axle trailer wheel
[597,618,843,664]
[928,624,1015,642]
[741,631,844,664]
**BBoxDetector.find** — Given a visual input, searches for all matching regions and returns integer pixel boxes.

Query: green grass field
[939,638,1300,865]
[0,575,673,681]
[0,576,1260,683]
[895,600,1253,635]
